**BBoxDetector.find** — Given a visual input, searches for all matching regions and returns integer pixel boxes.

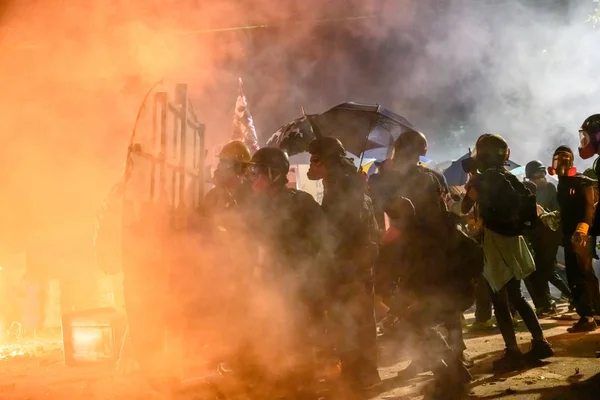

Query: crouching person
[375,197,472,399]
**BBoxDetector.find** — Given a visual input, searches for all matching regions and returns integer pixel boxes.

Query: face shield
[578,130,597,160]
[549,152,576,177]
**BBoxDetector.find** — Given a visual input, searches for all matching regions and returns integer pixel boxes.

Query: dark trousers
[524,270,553,310]
[525,238,566,310]
[549,267,572,299]
[474,274,493,323]
[563,240,600,318]
[444,313,466,354]
[490,278,544,349]
[330,281,379,382]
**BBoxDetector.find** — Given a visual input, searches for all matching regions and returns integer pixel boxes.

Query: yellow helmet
[218,140,251,163]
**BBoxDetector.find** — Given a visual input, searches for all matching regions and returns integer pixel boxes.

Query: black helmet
[393,130,428,159]
[582,114,600,136]
[308,137,346,162]
[579,114,600,159]
[249,147,290,184]
[525,160,546,179]
[473,134,509,169]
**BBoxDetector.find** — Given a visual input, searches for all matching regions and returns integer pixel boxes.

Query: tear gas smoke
[1,1,597,250]
[0,0,599,391]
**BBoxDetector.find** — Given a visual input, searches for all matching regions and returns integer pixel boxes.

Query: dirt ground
[0,305,599,400]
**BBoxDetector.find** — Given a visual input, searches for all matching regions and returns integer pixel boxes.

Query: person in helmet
[525,160,559,211]
[245,147,333,388]
[203,140,252,218]
[550,146,600,332]
[307,137,381,390]
[462,134,553,371]
[370,131,474,395]
[577,114,600,161]
[523,161,573,313]
[370,130,448,226]
[520,180,562,317]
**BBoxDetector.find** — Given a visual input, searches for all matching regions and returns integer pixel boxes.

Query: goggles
[247,164,283,183]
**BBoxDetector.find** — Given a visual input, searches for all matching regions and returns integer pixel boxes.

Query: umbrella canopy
[288,151,376,171]
[265,116,316,156]
[363,147,434,166]
[266,102,414,157]
[443,151,522,186]
[309,102,414,156]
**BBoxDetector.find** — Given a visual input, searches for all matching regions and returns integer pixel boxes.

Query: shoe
[341,368,381,392]
[460,352,475,368]
[536,306,558,318]
[492,348,526,372]
[524,339,554,360]
[400,359,430,376]
[567,317,598,333]
[427,360,471,400]
[559,295,571,304]
[467,320,496,332]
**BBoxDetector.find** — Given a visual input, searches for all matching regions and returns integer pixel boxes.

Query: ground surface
[1,305,599,400]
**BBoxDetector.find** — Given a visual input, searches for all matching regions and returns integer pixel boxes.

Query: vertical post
[175,84,187,208]
[197,123,206,207]
[156,92,168,202]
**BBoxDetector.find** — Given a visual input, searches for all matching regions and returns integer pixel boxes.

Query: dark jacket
[535,181,559,212]
[369,163,447,229]
[322,167,379,283]
[557,174,597,236]
[203,181,252,218]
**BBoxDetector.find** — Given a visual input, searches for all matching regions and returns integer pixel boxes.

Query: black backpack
[478,168,537,237]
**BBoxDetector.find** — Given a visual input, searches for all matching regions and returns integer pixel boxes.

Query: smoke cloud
[2,0,598,256]
[0,0,599,386]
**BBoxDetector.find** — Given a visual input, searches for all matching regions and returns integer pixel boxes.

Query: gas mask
[307,154,326,181]
[461,146,486,174]
[547,152,576,177]
[578,129,599,160]
[213,160,248,186]
[461,157,480,174]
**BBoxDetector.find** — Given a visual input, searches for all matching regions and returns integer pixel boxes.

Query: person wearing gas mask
[370,131,475,396]
[462,134,553,372]
[370,130,448,228]
[203,140,252,219]
[523,162,572,314]
[306,137,381,391]
[525,161,560,212]
[548,146,600,332]
[240,147,333,393]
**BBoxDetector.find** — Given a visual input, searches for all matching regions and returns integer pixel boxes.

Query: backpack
[478,168,537,237]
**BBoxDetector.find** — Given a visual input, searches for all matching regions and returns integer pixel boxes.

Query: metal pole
[175,84,188,208]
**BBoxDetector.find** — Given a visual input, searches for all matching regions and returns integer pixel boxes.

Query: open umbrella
[265,116,315,156]
[443,150,522,186]
[309,102,414,156]
[266,102,414,157]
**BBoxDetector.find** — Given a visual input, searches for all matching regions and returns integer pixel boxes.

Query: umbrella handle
[357,117,380,172]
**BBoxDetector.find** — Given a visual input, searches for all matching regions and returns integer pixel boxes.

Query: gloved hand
[540,211,561,232]
[571,223,590,249]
